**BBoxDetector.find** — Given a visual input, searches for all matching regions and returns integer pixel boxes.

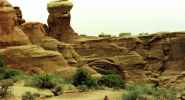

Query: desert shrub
[0,79,14,98]
[123,84,176,100]
[98,74,124,89]
[31,74,63,89]
[0,55,23,81]
[30,74,64,96]
[98,33,111,38]
[119,32,131,37]
[152,87,176,100]
[72,68,98,89]
[22,92,36,100]
[2,68,21,79]
[123,84,155,100]
[0,68,22,81]
[138,32,149,36]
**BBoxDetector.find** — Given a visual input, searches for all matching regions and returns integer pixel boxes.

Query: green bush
[123,84,176,100]
[98,74,124,89]
[0,68,22,80]
[72,68,97,89]
[30,74,64,96]
[0,55,23,81]
[98,33,111,38]
[138,32,149,36]
[31,74,63,89]
[3,68,21,79]
[119,32,131,37]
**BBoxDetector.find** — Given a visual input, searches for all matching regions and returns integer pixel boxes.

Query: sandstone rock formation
[0,45,68,73]
[84,58,125,79]
[0,0,30,48]
[1,0,185,91]
[73,32,185,89]
[21,22,81,66]
[14,6,25,25]
[47,0,79,43]
[21,22,47,44]
[73,38,129,58]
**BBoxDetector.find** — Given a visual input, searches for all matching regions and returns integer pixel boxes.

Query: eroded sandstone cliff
[73,32,185,89]
[0,0,184,90]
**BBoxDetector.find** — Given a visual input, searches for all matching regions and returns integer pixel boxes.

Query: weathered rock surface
[47,0,78,43]
[21,22,81,66]
[21,22,47,44]
[73,38,129,58]
[0,45,68,73]
[84,58,125,79]
[0,0,30,48]
[1,0,185,90]
[73,32,185,88]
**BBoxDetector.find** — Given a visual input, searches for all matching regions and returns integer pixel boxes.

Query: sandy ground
[11,81,123,100]
[46,90,123,100]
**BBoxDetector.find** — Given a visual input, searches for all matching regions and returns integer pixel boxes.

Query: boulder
[47,0,79,43]
[0,45,68,73]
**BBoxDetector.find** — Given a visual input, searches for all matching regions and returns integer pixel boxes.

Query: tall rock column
[0,0,30,48]
[47,0,78,43]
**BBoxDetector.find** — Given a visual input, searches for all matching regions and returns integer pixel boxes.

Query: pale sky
[7,0,185,36]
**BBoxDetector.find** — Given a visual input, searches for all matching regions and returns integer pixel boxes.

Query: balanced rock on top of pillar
[47,0,79,43]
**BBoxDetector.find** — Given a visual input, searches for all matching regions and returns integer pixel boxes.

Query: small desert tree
[72,68,97,89]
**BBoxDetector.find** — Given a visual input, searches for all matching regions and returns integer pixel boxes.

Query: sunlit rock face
[0,1,15,34]
[47,0,78,43]
[0,45,68,74]
[0,0,30,48]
